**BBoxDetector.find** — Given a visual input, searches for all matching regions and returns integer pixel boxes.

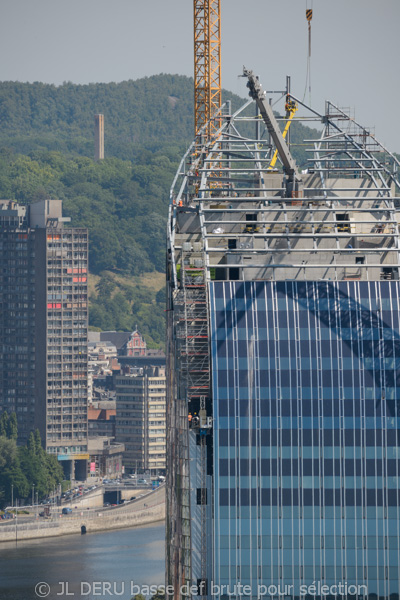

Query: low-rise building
[88,437,124,479]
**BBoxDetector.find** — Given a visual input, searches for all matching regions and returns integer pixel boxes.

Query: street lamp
[11,483,13,509]
[15,498,18,544]
[32,484,35,508]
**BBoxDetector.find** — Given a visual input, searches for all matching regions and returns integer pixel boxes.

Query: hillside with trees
[0,75,195,159]
[0,75,323,346]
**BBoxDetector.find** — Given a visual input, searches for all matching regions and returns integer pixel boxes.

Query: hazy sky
[1,0,399,150]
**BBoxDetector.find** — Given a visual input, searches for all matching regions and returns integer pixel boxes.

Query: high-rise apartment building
[167,73,400,599]
[115,365,166,474]
[0,199,88,479]
[0,201,35,442]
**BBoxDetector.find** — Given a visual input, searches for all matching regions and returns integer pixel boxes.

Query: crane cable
[303,1,313,104]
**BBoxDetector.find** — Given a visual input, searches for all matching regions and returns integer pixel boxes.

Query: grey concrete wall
[0,487,165,543]
[62,486,149,509]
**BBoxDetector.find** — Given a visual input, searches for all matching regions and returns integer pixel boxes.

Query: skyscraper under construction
[166,71,400,599]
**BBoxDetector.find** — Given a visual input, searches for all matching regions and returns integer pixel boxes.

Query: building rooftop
[168,83,400,285]
[88,408,116,421]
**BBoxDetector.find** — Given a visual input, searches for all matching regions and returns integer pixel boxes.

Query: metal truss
[169,72,400,285]
[194,0,221,139]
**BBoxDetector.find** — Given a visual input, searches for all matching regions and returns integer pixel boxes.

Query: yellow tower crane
[194,0,221,139]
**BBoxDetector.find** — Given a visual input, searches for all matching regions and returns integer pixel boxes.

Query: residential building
[89,330,131,353]
[166,76,400,599]
[88,406,116,438]
[88,339,118,402]
[0,199,88,479]
[0,201,35,443]
[115,365,166,475]
[88,340,118,363]
[90,329,165,366]
[88,437,124,479]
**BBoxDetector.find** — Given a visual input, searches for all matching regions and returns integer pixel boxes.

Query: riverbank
[0,486,165,543]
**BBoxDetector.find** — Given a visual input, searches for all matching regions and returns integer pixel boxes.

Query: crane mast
[194,0,221,139]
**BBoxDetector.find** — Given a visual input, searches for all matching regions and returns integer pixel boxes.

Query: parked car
[62,507,72,515]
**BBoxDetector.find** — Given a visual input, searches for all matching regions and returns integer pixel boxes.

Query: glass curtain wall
[210,280,400,599]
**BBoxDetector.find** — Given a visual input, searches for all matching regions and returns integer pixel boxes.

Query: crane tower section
[194,0,221,139]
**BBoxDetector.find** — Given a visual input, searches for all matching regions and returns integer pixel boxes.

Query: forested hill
[0,75,320,163]
[0,75,191,158]
[0,74,321,347]
[0,74,244,159]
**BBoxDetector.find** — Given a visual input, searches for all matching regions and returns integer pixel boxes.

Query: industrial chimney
[94,114,104,160]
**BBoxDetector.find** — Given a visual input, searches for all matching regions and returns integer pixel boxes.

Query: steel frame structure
[169,74,400,284]
[194,0,221,139]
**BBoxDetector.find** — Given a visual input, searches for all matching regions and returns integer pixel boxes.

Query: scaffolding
[166,235,212,598]
[176,246,209,402]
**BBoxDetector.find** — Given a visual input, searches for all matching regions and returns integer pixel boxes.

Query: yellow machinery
[268,98,298,169]
[194,0,221,139]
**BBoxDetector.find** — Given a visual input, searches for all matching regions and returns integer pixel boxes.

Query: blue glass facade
[209,280,400,598]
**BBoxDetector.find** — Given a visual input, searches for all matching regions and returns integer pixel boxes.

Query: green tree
[95,274,117,300]
[0,436,28,507]
[20,437,48,499]
[44,453,64,493]
[0,412,8,438]
[0,436,18,472]
[6,412,18,441]
[26,431,37,456]
[34,428,43,453]
[0,412,18,440]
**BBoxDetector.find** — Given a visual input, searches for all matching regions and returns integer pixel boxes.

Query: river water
[0,523,165,600]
